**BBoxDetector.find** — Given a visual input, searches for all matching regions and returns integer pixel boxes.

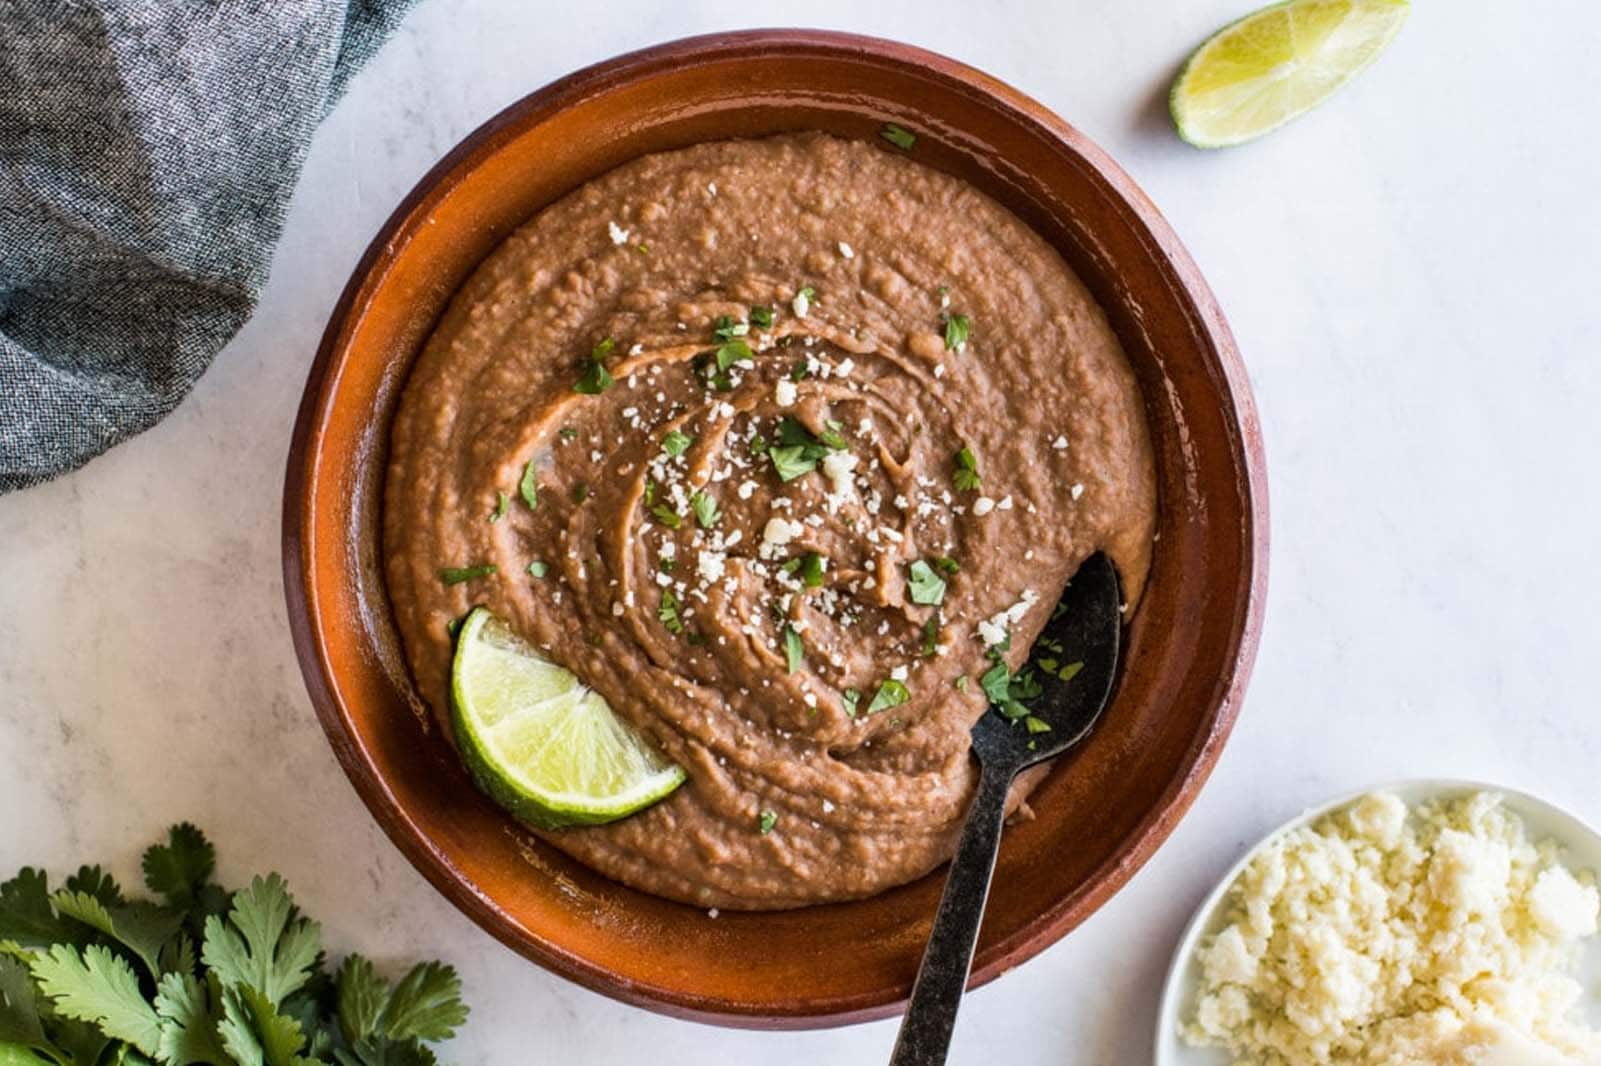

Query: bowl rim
[283,27,1270,1027]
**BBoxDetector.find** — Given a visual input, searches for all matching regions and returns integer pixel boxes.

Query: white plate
[1154,779,1601,1065]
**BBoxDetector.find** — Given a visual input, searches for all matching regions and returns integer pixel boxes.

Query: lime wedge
[1171,0,1409,148]
[450,607,686,827]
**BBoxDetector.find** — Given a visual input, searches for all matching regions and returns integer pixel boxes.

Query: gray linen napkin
[0,0,416,493]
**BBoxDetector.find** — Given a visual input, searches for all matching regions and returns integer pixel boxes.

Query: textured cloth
[0,0,416,492]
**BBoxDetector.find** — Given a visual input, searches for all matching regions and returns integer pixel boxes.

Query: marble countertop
[4,1,1599,1062]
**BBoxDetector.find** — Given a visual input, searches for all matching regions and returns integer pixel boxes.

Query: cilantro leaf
[980,661,1012,705]
[573,340,615,395]
[782,626,804,674]
[866,680,910,715]
[217,983,308,1066]
[749,306,774,329]
[0,955,45,1048]
[438,565,495,586]
[690,491,721,529]
[0,869,87,950]
[334,956,385,1046]
[649,504,682,529]
[368,962,465,1044]
[660,430,693,457]
[488,492,509,523]
[932,556,960,575]
[50,891,182,980]
[880,123,917,150]
[921,616,940,657]
[798,553,826,589]
[757,811,778,835]
[141,824,215,911]
[518,460,538,510]
[63,867,123,907]
[154,971,232,1066]
[906,561,947,606]
[658,590,683,635]
[30,944,163,1056]
[952,446,980,492]
[842,689,862,717]
[201,875,321,1008]
[768,445,816,482]
[943,313,970,351]
[712,315,749,342]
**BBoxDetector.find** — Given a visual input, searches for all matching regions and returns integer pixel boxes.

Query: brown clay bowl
[282,29,1268,1028]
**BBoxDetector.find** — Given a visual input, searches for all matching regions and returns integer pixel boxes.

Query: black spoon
[889,551,1124,1066]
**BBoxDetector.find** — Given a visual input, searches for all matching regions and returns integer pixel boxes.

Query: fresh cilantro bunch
[0,825,468,1066]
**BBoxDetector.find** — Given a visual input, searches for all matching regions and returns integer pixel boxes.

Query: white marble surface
[3,1,1599,1062]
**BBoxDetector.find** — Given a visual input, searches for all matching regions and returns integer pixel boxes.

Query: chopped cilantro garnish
[758,810,778,834]
[659,557,676,573]
[943,313,970,351]
[559,427,579,442]
[573,338,615,394]
[650,504,682,529]
[880,123,917,150]
[716,339,752,370]
[933,556,960,575]
[797,285,815,303]
[527,560,547,578]
[713,315,749,341]
[955,674,969,692]
[922,615,940,657]
[662,429,694,457]
[659,589,683,633]
[489,491,510,523]
[799,552,827,588]
[571,482,590,503]
[780,557,803,575]
[769,444,817,482]
[789,361,810,382]
[952,445,981,491]
[691,490,721,529]
[867,679,910,715]
[643,478,656,505]
[768,417,845,482]
[783,625,804,673]
[439,564,496,585]
[519,460,539,510]
[843,688,862,717]
[906,560,947,605]
[981,660,1012,705]
[750,305,774,329]
[749,434,769,456]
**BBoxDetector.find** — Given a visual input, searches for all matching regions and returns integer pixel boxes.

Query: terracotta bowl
[283,29,1267,1029]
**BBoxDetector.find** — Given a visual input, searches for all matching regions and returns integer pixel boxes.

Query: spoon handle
[889,761,1015,1066]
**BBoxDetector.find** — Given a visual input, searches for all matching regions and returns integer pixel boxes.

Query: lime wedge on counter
[450,606,686,827]
[1170,0,1409,148]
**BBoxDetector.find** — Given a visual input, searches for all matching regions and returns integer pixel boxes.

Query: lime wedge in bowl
[1171,0,1409,148]
[450,606,686,828]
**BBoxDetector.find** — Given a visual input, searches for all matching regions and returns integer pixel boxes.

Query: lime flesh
[450,607,685,828]
[1171,0,1409,148]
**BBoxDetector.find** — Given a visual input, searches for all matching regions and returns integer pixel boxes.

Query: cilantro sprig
[0,825,468,1066]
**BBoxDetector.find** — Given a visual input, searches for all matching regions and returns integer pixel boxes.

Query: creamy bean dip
[384,132,1156,908]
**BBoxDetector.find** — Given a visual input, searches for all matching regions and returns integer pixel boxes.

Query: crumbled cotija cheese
[1184,791,1601,1065]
